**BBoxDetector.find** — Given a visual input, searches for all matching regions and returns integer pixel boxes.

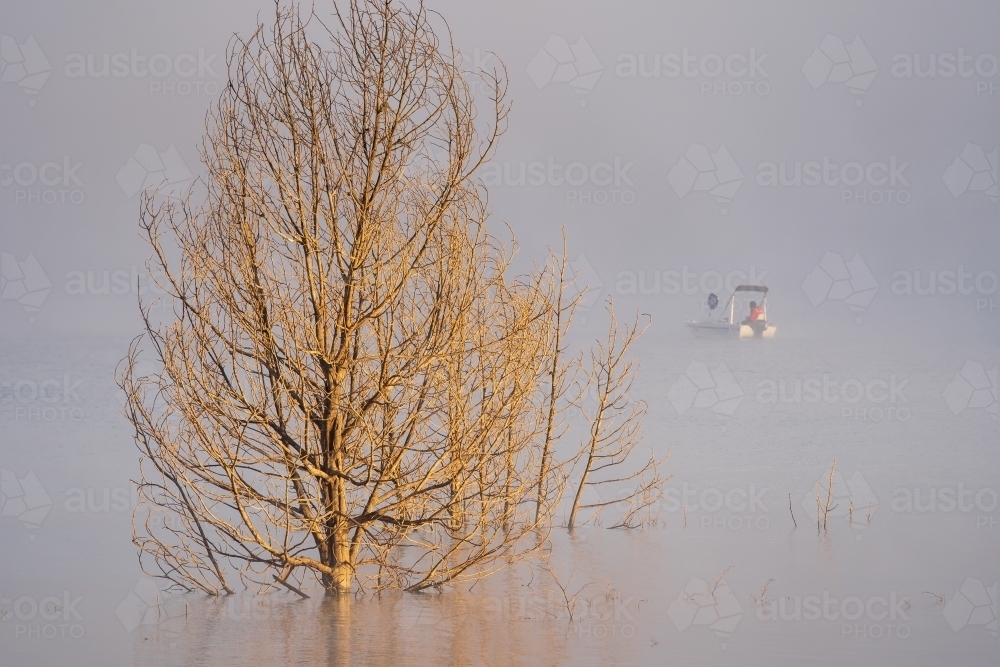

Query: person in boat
[744,301,762,323]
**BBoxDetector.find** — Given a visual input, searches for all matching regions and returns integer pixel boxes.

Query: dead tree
[534,235,582,524]
[117,0,571,596]
[567,304,667,530]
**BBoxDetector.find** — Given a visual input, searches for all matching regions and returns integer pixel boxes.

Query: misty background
[0,0,996,341]
[0,2,997,666]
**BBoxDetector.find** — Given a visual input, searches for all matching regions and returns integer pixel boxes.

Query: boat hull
[686,321,777,339]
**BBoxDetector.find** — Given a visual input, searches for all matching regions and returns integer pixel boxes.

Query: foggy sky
[1,0,997,341]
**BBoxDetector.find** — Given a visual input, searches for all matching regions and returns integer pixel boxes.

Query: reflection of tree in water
[130,571,580,667]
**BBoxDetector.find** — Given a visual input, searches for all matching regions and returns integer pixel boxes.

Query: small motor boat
[685,284,776,339]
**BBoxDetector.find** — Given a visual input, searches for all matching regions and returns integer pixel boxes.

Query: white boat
[685,285,776,339]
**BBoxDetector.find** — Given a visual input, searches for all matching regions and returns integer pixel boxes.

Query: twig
[272,574,310,599]
[711,566,734,596]
[815,488,822,534]
[822,460,837,531]
[753,578,775,604]
[543,562,592,622]
[922,591,945,605]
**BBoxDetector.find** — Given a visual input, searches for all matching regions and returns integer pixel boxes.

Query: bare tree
[117,0,575,596]
[816,459,837,533]
[118,0,664,598]
[533,235,582,524]
[567,304,667,530]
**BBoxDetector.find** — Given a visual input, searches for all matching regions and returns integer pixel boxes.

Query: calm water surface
[1,336,996,665]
